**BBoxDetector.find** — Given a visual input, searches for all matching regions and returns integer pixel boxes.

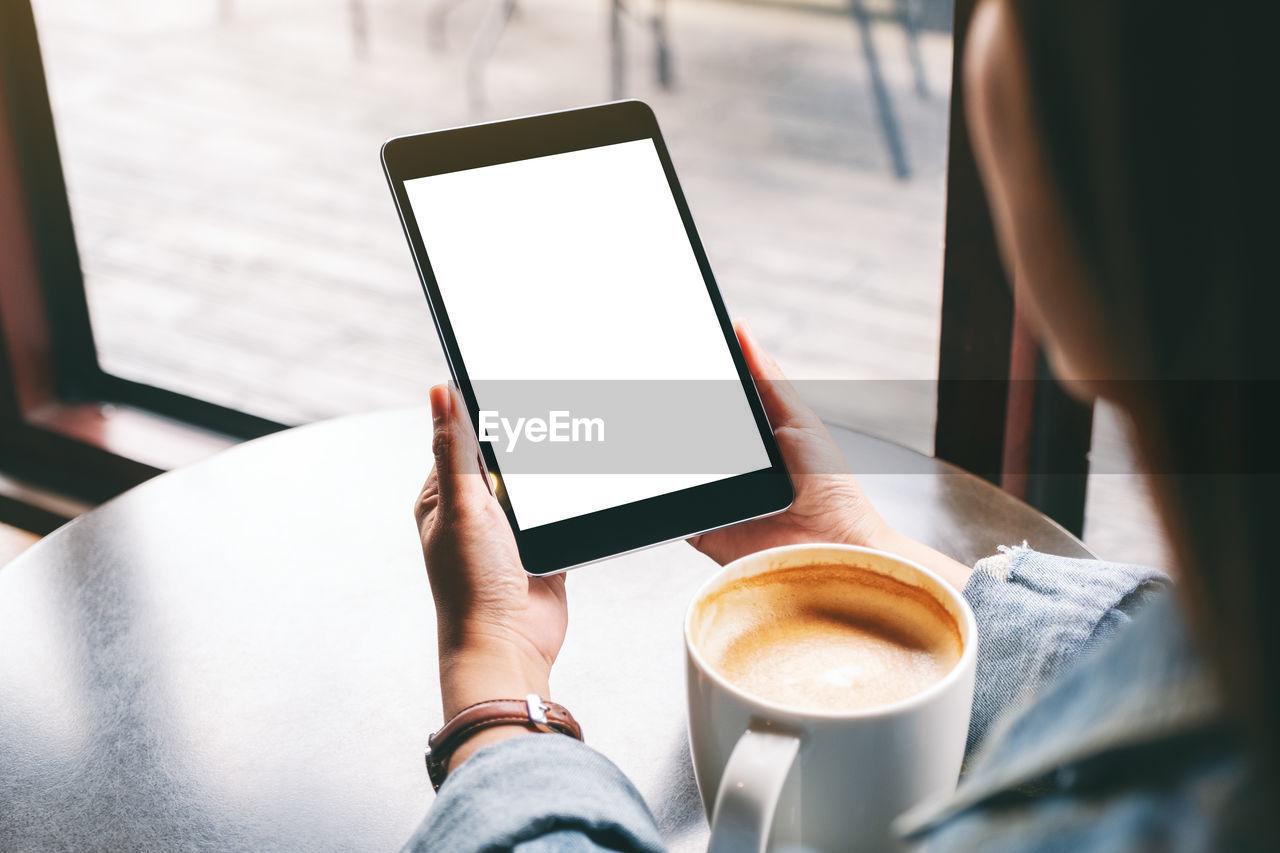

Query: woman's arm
[410,385,664,852]
[416,383,568,766]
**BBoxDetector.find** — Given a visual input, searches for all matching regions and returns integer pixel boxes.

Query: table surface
[0,409,1090,852]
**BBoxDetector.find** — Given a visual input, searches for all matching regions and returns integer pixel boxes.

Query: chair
[429,0,675,108]
[850,0,932,180]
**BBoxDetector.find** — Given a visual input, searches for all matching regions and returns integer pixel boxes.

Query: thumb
[429,384,492,508]
[734,319,822,431]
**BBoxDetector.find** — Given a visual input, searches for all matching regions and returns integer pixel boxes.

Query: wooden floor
[29,0,1169,568]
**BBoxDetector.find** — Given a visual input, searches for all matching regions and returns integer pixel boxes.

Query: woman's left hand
[416,384,568,742]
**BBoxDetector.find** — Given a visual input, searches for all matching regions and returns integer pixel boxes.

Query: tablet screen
[403,138,771,530]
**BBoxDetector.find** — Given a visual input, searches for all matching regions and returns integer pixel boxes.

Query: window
[32,0,954,451]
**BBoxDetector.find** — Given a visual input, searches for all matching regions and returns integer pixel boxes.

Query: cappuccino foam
[694,563,962,712]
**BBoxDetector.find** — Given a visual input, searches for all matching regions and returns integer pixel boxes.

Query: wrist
[445,723,536,774]
[864,519,901,553]
[439,636,552,719]
[428,694,584,785]
[865,524,975,592]
[834,505,894,552]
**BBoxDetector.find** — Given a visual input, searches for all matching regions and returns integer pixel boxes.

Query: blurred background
[10,0,1168,568]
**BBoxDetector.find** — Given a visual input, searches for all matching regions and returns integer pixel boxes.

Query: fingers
[427,384,491,512]
[734,319,822,431]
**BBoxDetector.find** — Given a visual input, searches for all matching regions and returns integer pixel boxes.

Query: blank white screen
[404,139,769,528]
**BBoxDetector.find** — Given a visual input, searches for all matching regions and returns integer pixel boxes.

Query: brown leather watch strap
[425,694,583,791]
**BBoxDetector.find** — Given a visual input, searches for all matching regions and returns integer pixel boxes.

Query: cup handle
[708,728,801,853]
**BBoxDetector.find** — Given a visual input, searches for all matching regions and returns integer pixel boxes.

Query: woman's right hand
[690,321,973,591]
[688,321,887,563]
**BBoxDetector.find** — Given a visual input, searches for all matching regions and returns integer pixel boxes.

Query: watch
[424,693,583,791]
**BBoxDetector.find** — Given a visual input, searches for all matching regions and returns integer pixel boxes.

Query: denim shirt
[404,548,1262,852]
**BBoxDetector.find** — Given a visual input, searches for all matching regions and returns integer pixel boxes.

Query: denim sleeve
[961,546,1169,757]
[402,733,666,853]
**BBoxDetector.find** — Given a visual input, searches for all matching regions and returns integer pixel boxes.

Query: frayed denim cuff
[961,545,1170,757]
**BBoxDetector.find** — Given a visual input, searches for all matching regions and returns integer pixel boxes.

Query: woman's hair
[1003,0,1278,777]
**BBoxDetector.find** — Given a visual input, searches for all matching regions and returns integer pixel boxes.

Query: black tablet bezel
[381,100,793,575]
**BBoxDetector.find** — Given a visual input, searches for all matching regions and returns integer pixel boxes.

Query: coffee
[692,563,962,712]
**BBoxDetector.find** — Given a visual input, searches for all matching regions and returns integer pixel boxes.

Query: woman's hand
[416,384,568,764]
[691,322,973,591]
[689,321,889,562]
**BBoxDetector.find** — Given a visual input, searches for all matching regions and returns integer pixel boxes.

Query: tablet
[382,100,792,575]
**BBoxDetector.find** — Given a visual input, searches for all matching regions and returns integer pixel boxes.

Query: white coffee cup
[684,544,977,852]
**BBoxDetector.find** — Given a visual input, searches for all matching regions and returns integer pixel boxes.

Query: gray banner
[458,379,1280,475]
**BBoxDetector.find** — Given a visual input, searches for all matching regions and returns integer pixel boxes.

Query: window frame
[1,0,282,511]
[934,0,1093,535]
